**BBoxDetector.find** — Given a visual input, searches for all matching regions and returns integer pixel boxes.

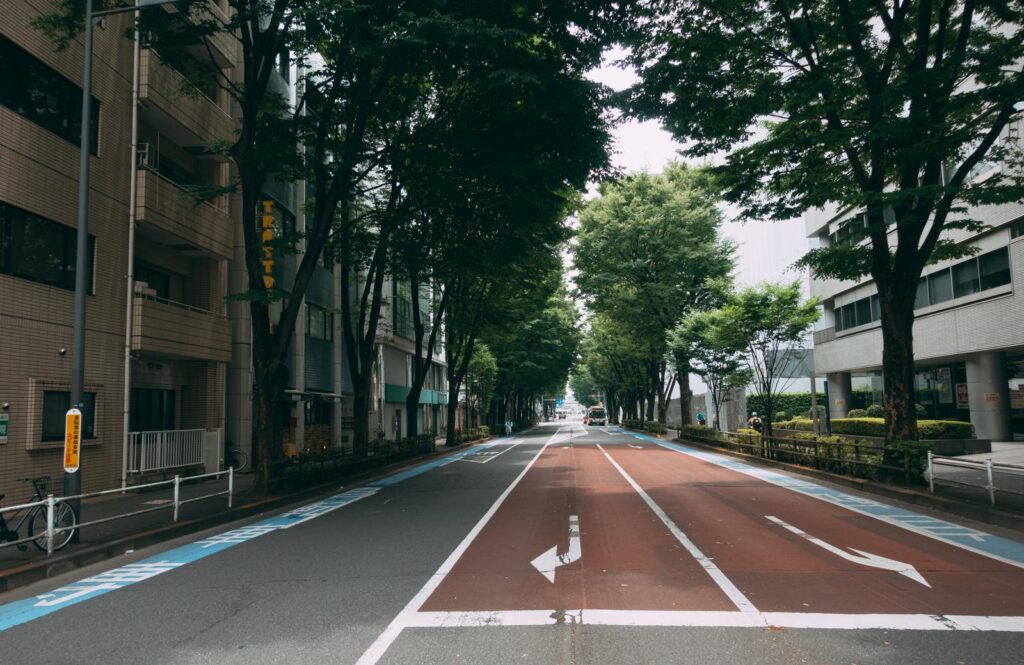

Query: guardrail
[128,429,206,474]
[927,452,1024,506]
[0,469,233,556]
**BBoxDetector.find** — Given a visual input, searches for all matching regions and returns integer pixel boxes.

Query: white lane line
[457,441,524,464]
[596,444,758,614]
[355,428,561,665]
[400,609,1024,632]
[765,515,930,587]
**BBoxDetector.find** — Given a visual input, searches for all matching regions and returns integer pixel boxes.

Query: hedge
[622,419,668,435]
[747,390,872,418]
[775,417,974,439]
[678,424,723,441]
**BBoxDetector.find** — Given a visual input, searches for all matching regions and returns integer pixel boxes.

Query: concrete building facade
[807,123,1024,441]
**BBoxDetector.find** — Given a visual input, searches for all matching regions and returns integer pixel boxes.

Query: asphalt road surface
[2,422,1023,664]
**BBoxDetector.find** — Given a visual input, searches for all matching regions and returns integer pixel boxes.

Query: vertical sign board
[262,200,275,289]
[0,413,8,444]
[64,408,82,473]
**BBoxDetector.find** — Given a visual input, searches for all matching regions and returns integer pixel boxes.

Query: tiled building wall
[0,4,135,497]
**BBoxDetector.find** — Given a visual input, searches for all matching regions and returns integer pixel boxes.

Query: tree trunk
[678,374,692,427]
[879,283,919,442]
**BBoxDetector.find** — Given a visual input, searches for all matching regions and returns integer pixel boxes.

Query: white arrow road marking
[531,515,582,583]
[766,515,931,587]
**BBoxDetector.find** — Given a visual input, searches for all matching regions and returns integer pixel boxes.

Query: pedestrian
[747,412,763,432]
[505,419,513,436]
[696,412,706,427]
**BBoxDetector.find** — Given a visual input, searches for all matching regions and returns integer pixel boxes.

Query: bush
[748,390,872,418]
[891,440,931,482]
[622,418,643,430]
[865,404,885,417]
[916,403,927,417]
[846,408,868,418]
[775,411,788,421]
[773,418,814,432]
[678,424,722,441]
[805,405,826,419]
[828,417,974,439]
[644,421,668,434]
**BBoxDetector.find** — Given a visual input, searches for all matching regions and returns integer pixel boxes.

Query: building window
[952,260,980,298]
[1011,220,1024,240]
[928,269,953,304]
[393,281,414,339]
[0,201,94,292]
[870,294,881,321]
[306,304,332,341]
[914,278,929,309]
[129,388,175,432]
[134,262,170,300]
[979,247,1011,290]
[42,391,96,442]
[0,33,99,153]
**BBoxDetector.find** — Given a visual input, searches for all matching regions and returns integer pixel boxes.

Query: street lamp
[67,0,178,519]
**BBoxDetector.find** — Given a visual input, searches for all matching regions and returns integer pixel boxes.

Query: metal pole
[927,451,934,493]
[173,475,180,521]
[66,0,96,530]
[46,495,55,556]
[121,15,142,491]
[986,459,995,506]
[227,467,234,509]
[810,372,820,436]
[822,379,833,436]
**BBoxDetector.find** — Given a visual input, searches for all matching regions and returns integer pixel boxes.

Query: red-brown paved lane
[420,443,736,612]
[604,444,1024,616]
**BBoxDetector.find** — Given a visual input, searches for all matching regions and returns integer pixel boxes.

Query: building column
[291,302,305,453]
[965,351,1012,441]
[826,372,853,419]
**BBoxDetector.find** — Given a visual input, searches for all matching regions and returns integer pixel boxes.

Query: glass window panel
[928,269,953,304]
[979,248,1011,290]
[0,202,94,292]
[870,294,881,321]
[915,278,929,309]
[855,298,871,327]
[953,259,980,298]
[42,391,95,441]
[1012,221,1024,240]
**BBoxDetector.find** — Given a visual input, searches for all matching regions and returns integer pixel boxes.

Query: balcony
[136,168,233,260]
[139,50,237,152]
[813,327,836,346]
[132,292,231,363]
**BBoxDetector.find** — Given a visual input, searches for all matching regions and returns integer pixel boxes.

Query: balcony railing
[138,50,236,150]
[132,292,231,362]
[136,168,233,259]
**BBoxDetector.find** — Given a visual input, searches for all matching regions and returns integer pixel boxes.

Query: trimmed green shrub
[891,440,931,482]
[644,421,668,435]
[865,404,884,417]
[748,390,872,418]
[805,405,826,419]
[916,404,927,417]
[678,424,722,441]
[775,412,788,421]
[846,408,868,418]
[829,417,973,439]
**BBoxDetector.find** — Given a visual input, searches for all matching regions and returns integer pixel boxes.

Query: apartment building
[807,123,1024,441]
[0,1,235,500]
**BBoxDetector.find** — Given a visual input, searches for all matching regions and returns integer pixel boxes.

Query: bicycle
[0,476,78,552]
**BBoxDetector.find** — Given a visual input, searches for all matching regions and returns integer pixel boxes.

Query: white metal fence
[128,429,207,474]
[927,452,1024,506]
[0,469,234,556]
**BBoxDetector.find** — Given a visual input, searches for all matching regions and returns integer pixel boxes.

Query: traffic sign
[0,413,8,444]
[63,408,82,473]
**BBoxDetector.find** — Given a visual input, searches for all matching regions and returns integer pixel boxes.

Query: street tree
[622,0,1024,441]
[710,283,819,438]
[569,370,599,408]
[574,164,735,422]
[671,311,750,431]
[465,344,498,428]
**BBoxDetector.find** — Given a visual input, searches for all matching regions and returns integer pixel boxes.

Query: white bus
[585,405,607,426]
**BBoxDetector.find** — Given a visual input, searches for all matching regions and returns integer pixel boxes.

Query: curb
[669,435,1024,533]
[0,439,487,595]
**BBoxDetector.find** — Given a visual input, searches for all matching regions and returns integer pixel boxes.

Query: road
[1,423,1023,664]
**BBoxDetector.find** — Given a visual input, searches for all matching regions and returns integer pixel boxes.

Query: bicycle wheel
[29,501,77,552]
[229,448,249,472]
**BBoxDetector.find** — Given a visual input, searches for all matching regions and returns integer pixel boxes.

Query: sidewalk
[0,437,486,594]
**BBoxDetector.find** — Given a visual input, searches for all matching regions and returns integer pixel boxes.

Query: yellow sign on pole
[262,200,275,289]
[64,408,82,473]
